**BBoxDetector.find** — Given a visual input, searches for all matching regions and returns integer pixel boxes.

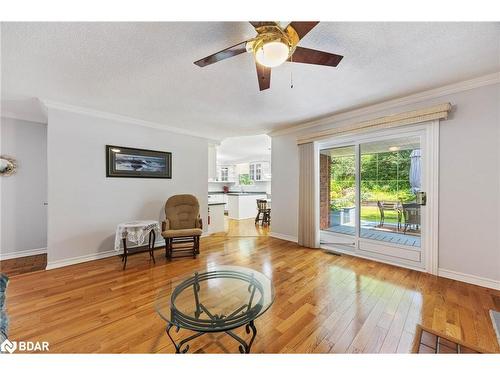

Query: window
[220,167,228,181]
[239,174,252,185]
[249,164,255,180]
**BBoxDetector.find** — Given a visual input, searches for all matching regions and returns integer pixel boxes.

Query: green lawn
[360,206,399,224]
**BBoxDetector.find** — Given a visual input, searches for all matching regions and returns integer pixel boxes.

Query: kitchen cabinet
[208,193,229,211]
[208,203,225,233]
[216,165,236,182]
[227,193,267,220]
[249,161,271,181]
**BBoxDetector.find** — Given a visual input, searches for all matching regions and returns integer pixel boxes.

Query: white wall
[271,83,500,284]
[0,117,47,259]
[46,108,208,268]
[270,134,299,239]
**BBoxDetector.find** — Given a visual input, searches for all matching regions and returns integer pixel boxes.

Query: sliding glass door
[319,128,429,269]
[359,136,421,248]
[320,145,356,237]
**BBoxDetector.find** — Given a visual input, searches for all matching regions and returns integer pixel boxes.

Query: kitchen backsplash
[208,181,271,194]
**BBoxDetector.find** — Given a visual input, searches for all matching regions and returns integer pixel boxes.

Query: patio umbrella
[409,149,421,193]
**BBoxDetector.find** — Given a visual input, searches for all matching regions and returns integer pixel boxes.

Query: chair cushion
[165,194,201,230]
[162,228,203,238]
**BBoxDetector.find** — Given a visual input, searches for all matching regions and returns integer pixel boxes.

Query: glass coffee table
[155,266,274,353]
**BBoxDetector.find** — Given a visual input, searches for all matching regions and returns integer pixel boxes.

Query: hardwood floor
[5,235,500,353]
[210,217,270,237]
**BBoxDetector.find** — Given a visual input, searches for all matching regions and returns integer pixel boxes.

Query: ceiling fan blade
[249,21,277,29]
[256,63,271,91]
[194,41,248,67]
[290,46,343,67]
[286,21,319,40]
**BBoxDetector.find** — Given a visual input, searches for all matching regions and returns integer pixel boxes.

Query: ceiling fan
[194,21,343,91]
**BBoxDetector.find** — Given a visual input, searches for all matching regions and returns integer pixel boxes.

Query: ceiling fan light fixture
[254,41,290,68]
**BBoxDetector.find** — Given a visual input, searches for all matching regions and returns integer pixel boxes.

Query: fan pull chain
[290,54,294,89]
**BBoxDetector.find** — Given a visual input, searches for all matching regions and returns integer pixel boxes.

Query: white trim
[269,72,500,136]
[1,112,47,124]
[46,239,166,270]
[438,268,500,290]
[424,120,440,275]
[0,247,47,261]
[269,232,298,243]
[321,245,425,273]
[317,122,439,272]
[46,249,119,270]
[41,99,222,142]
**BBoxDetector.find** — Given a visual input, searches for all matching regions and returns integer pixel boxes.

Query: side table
[115,220,160,270]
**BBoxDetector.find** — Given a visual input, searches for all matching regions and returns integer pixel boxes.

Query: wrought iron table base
[165,320,257,353]
[161,269,265,353]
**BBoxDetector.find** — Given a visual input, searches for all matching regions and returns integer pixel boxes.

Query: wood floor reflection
[6,235,500,353]
[210,217,270,237]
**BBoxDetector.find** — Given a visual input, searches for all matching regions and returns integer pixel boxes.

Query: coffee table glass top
[155,266,274,332]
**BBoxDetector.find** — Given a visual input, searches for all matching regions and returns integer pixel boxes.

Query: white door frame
[317,121,439,275]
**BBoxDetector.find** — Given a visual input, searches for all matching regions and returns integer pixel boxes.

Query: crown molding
[268,72,500,137]
[40,99,222,142]
[0,111,47,124]
[1,98,48,124]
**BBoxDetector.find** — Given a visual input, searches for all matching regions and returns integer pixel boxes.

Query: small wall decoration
[0,156,17,176]
[106,145,172,178]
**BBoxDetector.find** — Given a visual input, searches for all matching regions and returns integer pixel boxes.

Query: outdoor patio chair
[376,201,386,227]
[377,201,402,229]
[401,203,421,234]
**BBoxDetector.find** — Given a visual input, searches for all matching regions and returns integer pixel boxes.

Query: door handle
[416,192,426,206]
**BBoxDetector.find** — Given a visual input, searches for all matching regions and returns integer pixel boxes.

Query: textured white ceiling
[1,22,499,138]
[217,134,271,164]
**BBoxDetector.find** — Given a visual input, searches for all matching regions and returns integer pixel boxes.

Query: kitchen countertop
[226,193,268,196]
[209,191,267,195]
[227,192,268,195]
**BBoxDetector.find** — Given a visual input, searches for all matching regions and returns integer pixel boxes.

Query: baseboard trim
[0,247,47,261]
[269,232,298,243]
[46,249,120,270]
[438,268,500,290]
[46,240,167,270]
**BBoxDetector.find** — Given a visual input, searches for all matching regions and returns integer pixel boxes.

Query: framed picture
[106,145,172,178]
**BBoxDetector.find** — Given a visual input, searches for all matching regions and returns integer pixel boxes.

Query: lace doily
[115,220,160,251]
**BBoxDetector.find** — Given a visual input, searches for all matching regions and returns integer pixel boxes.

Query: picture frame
[106,145,172,178]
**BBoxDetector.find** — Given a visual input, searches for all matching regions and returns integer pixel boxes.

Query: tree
[329,149,416,209]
